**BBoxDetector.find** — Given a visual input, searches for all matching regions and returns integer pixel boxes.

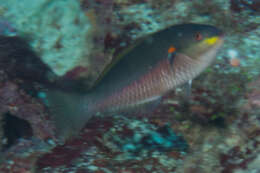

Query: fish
[46,23,224,139]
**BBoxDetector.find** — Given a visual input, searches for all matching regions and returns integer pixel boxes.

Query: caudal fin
[44,89,93,141]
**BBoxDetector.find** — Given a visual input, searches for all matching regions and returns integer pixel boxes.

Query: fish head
[164,24,225,86]
[171,24,224,60]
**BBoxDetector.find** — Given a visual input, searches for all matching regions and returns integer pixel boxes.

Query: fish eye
[195,33,203,41]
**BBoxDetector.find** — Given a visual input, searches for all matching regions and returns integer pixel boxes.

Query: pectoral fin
[167,46,177,66]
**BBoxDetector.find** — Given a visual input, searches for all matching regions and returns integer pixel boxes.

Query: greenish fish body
[87,24,224,113]
[47,24,224,139]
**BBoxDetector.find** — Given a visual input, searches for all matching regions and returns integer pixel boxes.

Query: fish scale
[94,57,187,114]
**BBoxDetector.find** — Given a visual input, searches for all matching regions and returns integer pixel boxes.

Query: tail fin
[44,89,93,141]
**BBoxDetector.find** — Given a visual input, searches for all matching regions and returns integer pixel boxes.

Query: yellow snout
[203,36,220,45]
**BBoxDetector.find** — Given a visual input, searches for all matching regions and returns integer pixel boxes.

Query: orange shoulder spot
[168,46,176,54]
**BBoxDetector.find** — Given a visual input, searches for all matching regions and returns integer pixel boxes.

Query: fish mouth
[207,34,225,51]
[203,34,225,47]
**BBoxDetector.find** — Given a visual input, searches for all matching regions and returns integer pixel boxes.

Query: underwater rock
[0,106,3,151]
[0,18,16,36]
[0,33,57,172]
[37,116,115,172]
[230,0,260,12]
[0,35,52,83]
[173,107,260,173]
[1,0,93,79]
[0,81,57,143]
[111,124,188,153]
[246,77,260,108]
[0,138,53,173]
[0,74,57,172]
[100,117,189,154]
[37,116,189,172]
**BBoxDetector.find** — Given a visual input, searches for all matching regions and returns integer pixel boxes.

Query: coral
[102,121,188,153]
[36,116,188,173]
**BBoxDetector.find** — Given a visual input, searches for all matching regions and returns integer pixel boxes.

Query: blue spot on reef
[38,92,47,99]
[37,92,49,105]
[122,125,188,153]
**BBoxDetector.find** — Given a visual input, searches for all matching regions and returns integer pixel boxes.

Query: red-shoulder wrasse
[47,23,224,139]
